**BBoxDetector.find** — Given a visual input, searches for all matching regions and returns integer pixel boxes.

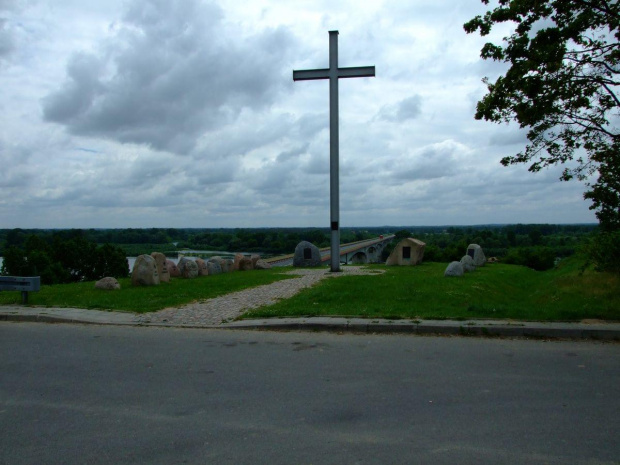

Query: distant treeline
[0,224,601,273]
[0,227,381,257]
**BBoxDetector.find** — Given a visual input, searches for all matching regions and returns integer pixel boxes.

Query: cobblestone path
[133,266,384,326]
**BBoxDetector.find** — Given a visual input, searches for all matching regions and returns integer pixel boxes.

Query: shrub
[1,235,128,284]
[503,247,556,271]
[582,231,620,274]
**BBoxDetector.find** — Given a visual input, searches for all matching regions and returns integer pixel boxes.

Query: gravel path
[134,266,384,326]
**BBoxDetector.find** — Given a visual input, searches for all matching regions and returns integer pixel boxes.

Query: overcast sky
[0,0,598,228]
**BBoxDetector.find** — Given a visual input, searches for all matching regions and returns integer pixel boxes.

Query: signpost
[293,30,375,272]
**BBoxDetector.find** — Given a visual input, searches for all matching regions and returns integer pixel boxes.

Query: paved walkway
[135,266,385,326]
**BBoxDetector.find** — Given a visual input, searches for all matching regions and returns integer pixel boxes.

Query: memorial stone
[467,244,486,267]
[444,261,464,277]
[195,258,209,276]
[460,255,476,272]
[95,277,121,290]
[151,252,170,283]
[255,259,271,270]
[221,259,234,273]
[166,259,180,277]
[207,259,223,275]
[293,241,322,267]
[132,254,160,286]
[238,256,254,271]
[178,257,199,279]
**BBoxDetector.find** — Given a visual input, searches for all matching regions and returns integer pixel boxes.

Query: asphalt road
[1,323,619,465]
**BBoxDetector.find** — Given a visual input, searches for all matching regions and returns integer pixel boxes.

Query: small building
[385,238,426,266]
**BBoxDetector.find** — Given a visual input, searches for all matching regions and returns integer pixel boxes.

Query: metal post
[329,31,340,273]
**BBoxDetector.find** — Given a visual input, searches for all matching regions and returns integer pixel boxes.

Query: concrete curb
[2,309,619,340]
[221,317,620,340]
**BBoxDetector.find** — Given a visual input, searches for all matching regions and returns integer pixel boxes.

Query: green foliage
[464,0,620,229]
[503,246,556,271]
[1,234,128,284]
[582,230,620,273]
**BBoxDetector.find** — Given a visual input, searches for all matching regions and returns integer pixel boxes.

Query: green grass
[242,258,620,321]
[2,258,619,321]
[0,269,293,313]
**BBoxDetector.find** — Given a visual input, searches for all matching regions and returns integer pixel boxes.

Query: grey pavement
[1,305,619,340]
[2,323,619,465]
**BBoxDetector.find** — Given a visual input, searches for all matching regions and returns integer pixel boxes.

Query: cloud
[376,94,422,122]
[384,139,470,182]
[42,0,297,155]
[0,0,599,228]
[0,17,13,59]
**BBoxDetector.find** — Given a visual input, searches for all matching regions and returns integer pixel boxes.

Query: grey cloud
[488,128,529,146]
[386,140,467,182]
[42,53,105,122]
[0,17,13,59]
[304,151,329,175]
[376,95,422,122]
[42,0,297,155]
[277,143,308,163]
[293,112,328,139]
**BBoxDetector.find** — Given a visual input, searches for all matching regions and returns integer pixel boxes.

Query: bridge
[265,235,395,267]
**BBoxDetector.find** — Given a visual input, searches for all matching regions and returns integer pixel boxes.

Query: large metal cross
[293,30,375,272]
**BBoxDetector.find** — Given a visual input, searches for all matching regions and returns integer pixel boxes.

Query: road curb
[2,311,619,340]
[221,318,620,341]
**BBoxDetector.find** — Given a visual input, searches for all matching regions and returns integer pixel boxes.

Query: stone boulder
[238,256,254,271]
[207,260,222,275]
[460,255,476,272]
[251,254,261,267]
[95,277,121,291]
[150,252,170,283]
[195,258,209,276]
[178,257,199,279]
[293,241,322,267]
[166,259,180,277]
[444,261,464,277]
[255,259,271,270]
[131,255,160,286]
[466,244,486,267]
[221,259,234,273]
[233,253,244,271]
[385,238,426,266]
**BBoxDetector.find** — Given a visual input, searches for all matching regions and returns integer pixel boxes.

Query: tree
[464,0,619,230]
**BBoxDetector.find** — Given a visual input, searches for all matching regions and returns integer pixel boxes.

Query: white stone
[460,255,476,272]
[444,261,464,277]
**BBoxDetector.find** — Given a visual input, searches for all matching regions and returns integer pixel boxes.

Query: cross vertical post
[328,31,340,273]
[293,30,375,272]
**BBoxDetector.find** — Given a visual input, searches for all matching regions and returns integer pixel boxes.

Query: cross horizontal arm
[293,68,330,81]
[293,66,376,81]
[337,66,375,78]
